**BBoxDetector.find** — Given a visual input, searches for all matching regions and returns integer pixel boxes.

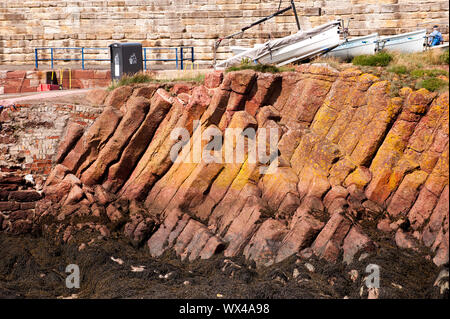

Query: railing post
[191,47,194,63]
[144,48,147,71]
[180,47,184,70]
[50,48,54,69]
[34,49,38,69]
[81,48,85,70]
[175,48,179,70]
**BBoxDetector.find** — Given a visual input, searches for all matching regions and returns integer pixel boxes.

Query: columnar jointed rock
[24,66,449,270]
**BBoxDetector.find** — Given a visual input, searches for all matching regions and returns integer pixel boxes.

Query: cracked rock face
[3,66,448,272]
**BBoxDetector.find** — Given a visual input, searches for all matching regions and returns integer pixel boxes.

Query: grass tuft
[352,51,393,67]
[416,77,449,92]
[387,65,408,75]
[108,73,153,91]
[352,49,449,96]
[410,68,449,78]
[311,56,343,69]
[226,59,294,74]
[108,72,206,91]
[162,74,206,83]
[439,49,449,64]
[390,50,448,68]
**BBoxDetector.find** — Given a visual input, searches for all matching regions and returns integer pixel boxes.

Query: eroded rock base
[1,67,448,295]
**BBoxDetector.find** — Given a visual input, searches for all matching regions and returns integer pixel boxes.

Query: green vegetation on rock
[108,72,206,91]
[439,49,449,64]
[108,73,153,91]
[345,49,449,96]
[416,77,449,92]
[387,65,408,75]
[226,58,295,74]
[352,51,393,67]
[410,68,449,78]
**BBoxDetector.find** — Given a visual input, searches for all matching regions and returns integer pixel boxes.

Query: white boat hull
[231,45,262,55]
[377,29,427,53]
[215,21,341,69]
[257,26,340,66]
[229,29,437,66]
[327,33,378,59]
[427,43,449,50]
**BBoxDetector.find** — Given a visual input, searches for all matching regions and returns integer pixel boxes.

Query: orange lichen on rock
[10,66,445,270]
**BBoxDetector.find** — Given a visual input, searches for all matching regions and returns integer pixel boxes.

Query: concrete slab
[0,89,92,106]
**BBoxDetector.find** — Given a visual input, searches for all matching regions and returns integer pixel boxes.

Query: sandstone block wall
[0,0,448,66]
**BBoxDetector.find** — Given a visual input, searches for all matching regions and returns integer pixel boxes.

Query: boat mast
[213,1,302,66]
[291,0,301,31]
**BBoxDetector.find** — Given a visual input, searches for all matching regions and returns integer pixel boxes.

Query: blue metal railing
[180,47,195,71]
[35,46,195,70]
[34,48,109,69]
[143,47,179,70]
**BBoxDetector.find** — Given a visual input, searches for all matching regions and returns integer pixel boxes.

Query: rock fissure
[2,65,448,278]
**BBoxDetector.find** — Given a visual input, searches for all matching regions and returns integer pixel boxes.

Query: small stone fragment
[305,263,315,272]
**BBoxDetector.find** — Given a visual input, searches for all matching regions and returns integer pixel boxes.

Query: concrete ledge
[0,69,111,95]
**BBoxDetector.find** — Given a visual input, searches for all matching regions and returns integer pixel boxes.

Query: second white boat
[327,33,378,59]
[377,29,427,53]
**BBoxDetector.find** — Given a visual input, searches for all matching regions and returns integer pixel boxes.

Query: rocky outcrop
[6,65,448,270]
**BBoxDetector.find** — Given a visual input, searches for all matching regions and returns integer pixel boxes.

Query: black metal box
[109,43,143,80]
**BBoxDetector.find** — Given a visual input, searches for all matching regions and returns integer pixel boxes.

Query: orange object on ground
[37,84,60,92]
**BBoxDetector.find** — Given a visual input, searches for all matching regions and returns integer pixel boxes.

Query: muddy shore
[0,231,445,299]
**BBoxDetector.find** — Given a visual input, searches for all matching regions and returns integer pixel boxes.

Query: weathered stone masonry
[0,98,104,175]
[0,0,448,66]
